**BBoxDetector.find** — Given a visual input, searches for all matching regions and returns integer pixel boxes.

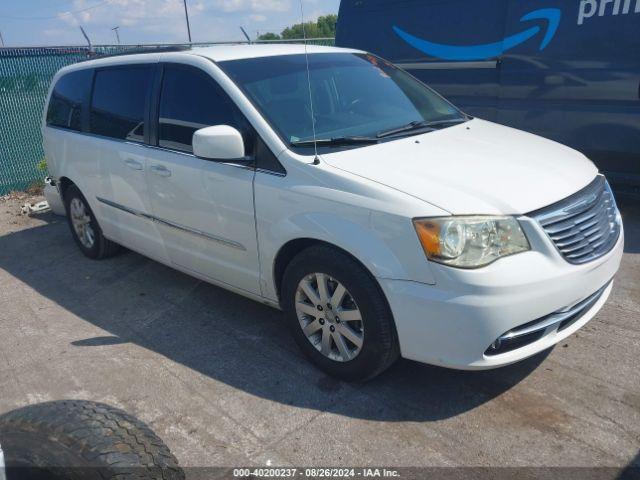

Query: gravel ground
[0,192,638,475]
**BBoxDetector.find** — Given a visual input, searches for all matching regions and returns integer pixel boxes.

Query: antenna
[299,0,319,164]
[183,0,192,43]
[240,26,251,44]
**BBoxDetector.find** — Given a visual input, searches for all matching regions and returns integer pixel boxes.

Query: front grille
[529,175,621,264]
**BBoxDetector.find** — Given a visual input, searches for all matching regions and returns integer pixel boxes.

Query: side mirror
[192,125,247,161]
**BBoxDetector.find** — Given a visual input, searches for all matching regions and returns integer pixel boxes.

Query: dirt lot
[0,192,638,475]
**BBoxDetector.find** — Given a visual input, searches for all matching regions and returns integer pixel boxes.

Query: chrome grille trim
[529,175,621,264]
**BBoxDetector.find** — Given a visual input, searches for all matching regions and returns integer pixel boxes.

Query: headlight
[413,216,530,268]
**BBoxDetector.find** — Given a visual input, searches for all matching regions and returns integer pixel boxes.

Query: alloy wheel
[295,273,364,362]
[69,197,95,249]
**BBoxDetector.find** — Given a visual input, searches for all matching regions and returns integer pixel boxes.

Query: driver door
[146,63,261,295]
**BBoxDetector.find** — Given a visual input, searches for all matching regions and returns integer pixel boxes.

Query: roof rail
[82,45,192,61]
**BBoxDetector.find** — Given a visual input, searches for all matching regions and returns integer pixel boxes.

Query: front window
[219,53,466,152]
[157,64,252,154]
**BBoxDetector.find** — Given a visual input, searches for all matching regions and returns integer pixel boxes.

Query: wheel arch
[57,176,75,201]
[275,239,349,302]
[265,212,435,304]
[273,238,389,308]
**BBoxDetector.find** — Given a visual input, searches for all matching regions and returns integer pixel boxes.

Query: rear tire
[0,400,184,480]
[64,184,120,259]
[282,244,399,381]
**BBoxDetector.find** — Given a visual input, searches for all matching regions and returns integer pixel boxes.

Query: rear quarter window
[46,69,93,131]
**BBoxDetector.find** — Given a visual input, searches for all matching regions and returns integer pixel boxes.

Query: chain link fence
[0,38,334,195]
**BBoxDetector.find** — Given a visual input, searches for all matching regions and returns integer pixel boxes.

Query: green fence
[0,38,334,195]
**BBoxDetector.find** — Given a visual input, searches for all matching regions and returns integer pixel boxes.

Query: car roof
[187,43,363,62]
[58,43,363,74]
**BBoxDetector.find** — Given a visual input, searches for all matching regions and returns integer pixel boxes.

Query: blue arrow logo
[393,8,561,61]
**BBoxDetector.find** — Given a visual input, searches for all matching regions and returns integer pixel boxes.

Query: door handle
[124,159,143,171]
[150,165,172,177]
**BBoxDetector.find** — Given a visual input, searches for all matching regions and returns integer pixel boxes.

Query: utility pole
[183,0,192,43]
[111,26,120,44]
[0,31,5,47]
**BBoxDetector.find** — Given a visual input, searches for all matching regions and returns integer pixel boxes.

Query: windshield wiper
[291,136,379,147]
[376,118,469,138]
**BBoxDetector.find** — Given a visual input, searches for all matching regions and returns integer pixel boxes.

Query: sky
[0,0,341,47]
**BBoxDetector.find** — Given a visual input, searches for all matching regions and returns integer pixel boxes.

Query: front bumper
[379,218,624,370]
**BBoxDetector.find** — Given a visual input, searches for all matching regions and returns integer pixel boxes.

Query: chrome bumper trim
[499,281,611,343]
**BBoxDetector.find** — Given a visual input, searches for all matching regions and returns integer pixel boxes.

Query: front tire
[282,245,399,381]
[64,184,119,259]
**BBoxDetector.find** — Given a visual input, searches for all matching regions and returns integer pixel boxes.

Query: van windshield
[219,53,466,152]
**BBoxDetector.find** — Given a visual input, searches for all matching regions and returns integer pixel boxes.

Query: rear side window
[90,66,154,142]
[46,69,92,131]
[158,65,251,153]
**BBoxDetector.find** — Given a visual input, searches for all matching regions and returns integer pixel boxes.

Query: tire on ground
[64,184,120,259]
[0,400,184,480]
[282,244,400,381]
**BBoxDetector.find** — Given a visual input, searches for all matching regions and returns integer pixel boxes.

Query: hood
[320,119,598,215]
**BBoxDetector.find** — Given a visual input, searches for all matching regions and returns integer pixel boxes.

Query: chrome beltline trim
[97,197,154,220]
[96,197,246,251]
[154,216,247,251]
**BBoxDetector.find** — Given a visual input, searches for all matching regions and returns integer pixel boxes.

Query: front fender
[259,210,436,302]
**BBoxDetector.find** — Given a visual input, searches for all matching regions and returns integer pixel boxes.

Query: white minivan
[43,44,623,380]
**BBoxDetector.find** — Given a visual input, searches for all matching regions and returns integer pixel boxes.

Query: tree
[257,32,280,40]
[316,14,338,37]
[257,14,337,41]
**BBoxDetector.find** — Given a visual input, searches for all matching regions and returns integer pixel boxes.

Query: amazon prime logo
[393,8,561,61]
[578,0,639,25]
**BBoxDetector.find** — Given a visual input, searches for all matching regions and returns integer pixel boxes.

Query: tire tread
[0,400,183,480]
